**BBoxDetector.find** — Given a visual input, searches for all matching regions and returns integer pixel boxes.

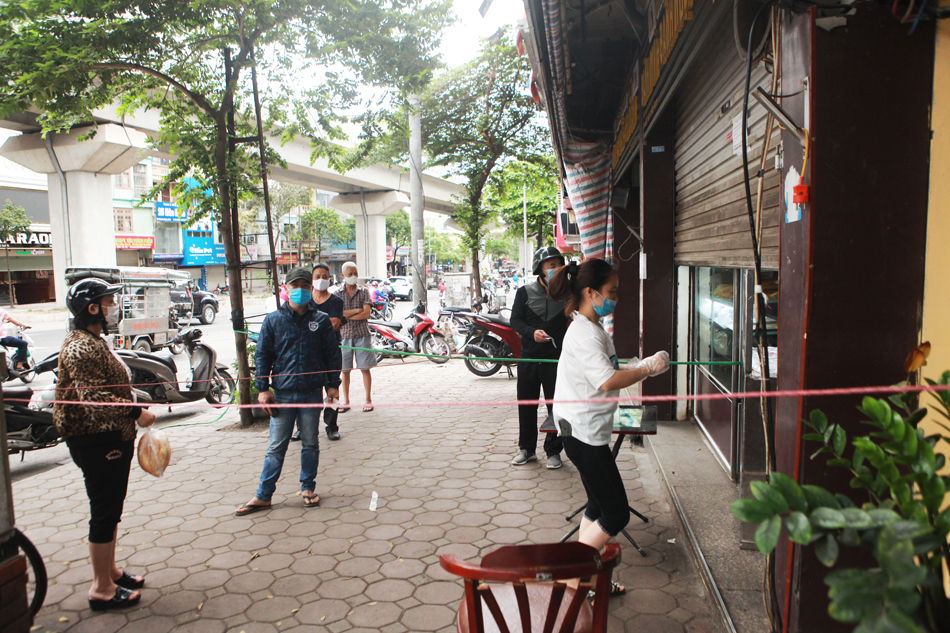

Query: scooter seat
[441,306,470,313]
[3,386,33,401]
[369,320,403,332]
[134,351,178,375]
[478,313,511,328]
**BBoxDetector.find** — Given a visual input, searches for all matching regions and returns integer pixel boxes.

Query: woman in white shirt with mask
[549,259,669,596]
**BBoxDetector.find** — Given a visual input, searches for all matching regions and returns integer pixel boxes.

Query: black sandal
[115,571,144,589]
[89,585,141,611]
[588,581,626,602]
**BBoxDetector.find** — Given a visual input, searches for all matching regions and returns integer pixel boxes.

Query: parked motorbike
[116,328,235,407]
[369,301,451,364]
[370,298,394,322]
[6,354,62,457]
[461,312,522,378]
[213,283,230,296]
[2,324,37,384]
[438,307,475,338]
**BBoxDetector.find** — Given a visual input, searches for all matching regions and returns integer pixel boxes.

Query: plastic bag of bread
[138,425,171,477]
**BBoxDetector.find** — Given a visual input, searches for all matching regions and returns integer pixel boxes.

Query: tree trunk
[471,247,481,304]
[215,115,253,426]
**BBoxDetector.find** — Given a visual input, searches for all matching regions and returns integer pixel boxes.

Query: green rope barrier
[239,321,741,367]
[339,345,742,366]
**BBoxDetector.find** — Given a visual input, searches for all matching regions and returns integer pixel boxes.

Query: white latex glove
[637,351,670,377]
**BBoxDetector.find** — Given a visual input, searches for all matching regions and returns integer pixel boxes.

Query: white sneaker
[546,455,563,469]
[511,450,537,465]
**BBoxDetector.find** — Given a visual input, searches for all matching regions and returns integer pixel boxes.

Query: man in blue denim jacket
[235,267,341,515]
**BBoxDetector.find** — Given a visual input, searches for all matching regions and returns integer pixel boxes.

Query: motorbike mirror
[35,354,59,373]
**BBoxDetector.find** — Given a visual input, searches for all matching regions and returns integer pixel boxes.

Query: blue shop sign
[156,201,188,222]
[181,231,225,266]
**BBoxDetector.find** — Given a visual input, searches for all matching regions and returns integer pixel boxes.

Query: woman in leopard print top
[56,278,156,612]
[54,328,141,441]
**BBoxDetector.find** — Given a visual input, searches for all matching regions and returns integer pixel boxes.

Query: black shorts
[562,436,630,536]
[67,434,134,544]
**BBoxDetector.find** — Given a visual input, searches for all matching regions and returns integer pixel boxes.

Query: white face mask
[344,275,358,286]
[103,304,120,328]
[312,279,330,291]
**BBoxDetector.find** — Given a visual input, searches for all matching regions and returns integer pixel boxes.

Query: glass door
[691,267,739,473]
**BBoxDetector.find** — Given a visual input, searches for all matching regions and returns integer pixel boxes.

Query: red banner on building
[275,253,298,265]
[115,235,156,250]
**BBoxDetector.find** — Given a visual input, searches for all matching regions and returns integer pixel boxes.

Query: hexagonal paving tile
[13,360,722,633]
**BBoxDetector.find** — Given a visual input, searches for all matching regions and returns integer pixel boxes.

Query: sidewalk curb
[647,433,738,633]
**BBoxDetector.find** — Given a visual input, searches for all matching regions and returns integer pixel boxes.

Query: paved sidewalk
[13,359,722,633]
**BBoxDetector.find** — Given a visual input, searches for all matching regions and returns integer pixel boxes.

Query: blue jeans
[255,391,322,502]
[1,336,28,363]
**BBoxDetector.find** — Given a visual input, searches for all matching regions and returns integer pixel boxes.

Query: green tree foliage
[0,0,451,424]
[483,234,518,265]
[486,155,559,249]
[386,210,412,247]
[385,209,411,268]
[0,200,31,242]
[300,207,346,260]
[242,182,313,240]
[419,37,546,294]
[426,230,463,266]
[340,217,356,246]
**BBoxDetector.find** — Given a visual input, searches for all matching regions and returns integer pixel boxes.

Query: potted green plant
[732,347,950,633]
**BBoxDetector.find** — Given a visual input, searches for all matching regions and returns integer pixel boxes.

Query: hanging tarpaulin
[541,0,568,146]
[562,140,614,261]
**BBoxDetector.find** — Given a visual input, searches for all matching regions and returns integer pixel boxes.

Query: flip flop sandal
[115,571,145,589]
[303,494,321,508]
[338,405,351,413]
[89,585,141,611]
[587,581,626,602]
[234,503,271,517]
[363,405,374,412]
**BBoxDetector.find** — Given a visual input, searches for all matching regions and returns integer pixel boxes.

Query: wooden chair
[439,542,622,633]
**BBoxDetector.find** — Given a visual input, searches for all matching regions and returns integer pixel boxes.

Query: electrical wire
[611,209,643,262]
[740,2,783,632]
[909,0,929,33]
[765,88,805,99]
[800,131,809,181]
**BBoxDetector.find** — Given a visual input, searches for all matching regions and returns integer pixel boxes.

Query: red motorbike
[461,312,522,377]
[369,301,450,364]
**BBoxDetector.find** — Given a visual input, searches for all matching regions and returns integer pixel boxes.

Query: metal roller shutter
[673,13,781,270]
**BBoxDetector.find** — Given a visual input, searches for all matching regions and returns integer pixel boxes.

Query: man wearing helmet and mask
[55,278,157,611]
[509,246,568,469]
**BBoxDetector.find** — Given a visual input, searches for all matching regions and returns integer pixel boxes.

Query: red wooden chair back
[439,542,621,633]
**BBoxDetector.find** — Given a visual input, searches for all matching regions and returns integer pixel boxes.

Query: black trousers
[562,436,630,536]
[517,361,562,456]
[322,385,339,432]
[67,435,134,544]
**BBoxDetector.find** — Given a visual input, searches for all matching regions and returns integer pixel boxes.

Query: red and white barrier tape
[8,382,950,410]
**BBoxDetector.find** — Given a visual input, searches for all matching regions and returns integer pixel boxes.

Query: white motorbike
[2,324,37,384]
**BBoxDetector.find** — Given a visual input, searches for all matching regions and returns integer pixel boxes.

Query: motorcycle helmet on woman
[66,278,125,334]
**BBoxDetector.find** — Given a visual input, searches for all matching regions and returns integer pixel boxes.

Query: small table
[540,405,658,557]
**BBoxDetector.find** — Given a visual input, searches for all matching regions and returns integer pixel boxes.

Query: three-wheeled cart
[64,266,192,353]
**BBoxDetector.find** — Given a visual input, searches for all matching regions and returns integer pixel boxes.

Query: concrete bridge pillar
[330,190,409,281]
[0,125,150,303]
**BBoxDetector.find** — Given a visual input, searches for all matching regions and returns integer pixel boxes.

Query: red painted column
[775,6,934,632]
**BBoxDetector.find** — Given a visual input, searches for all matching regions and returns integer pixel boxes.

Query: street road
[5,286,493,483]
